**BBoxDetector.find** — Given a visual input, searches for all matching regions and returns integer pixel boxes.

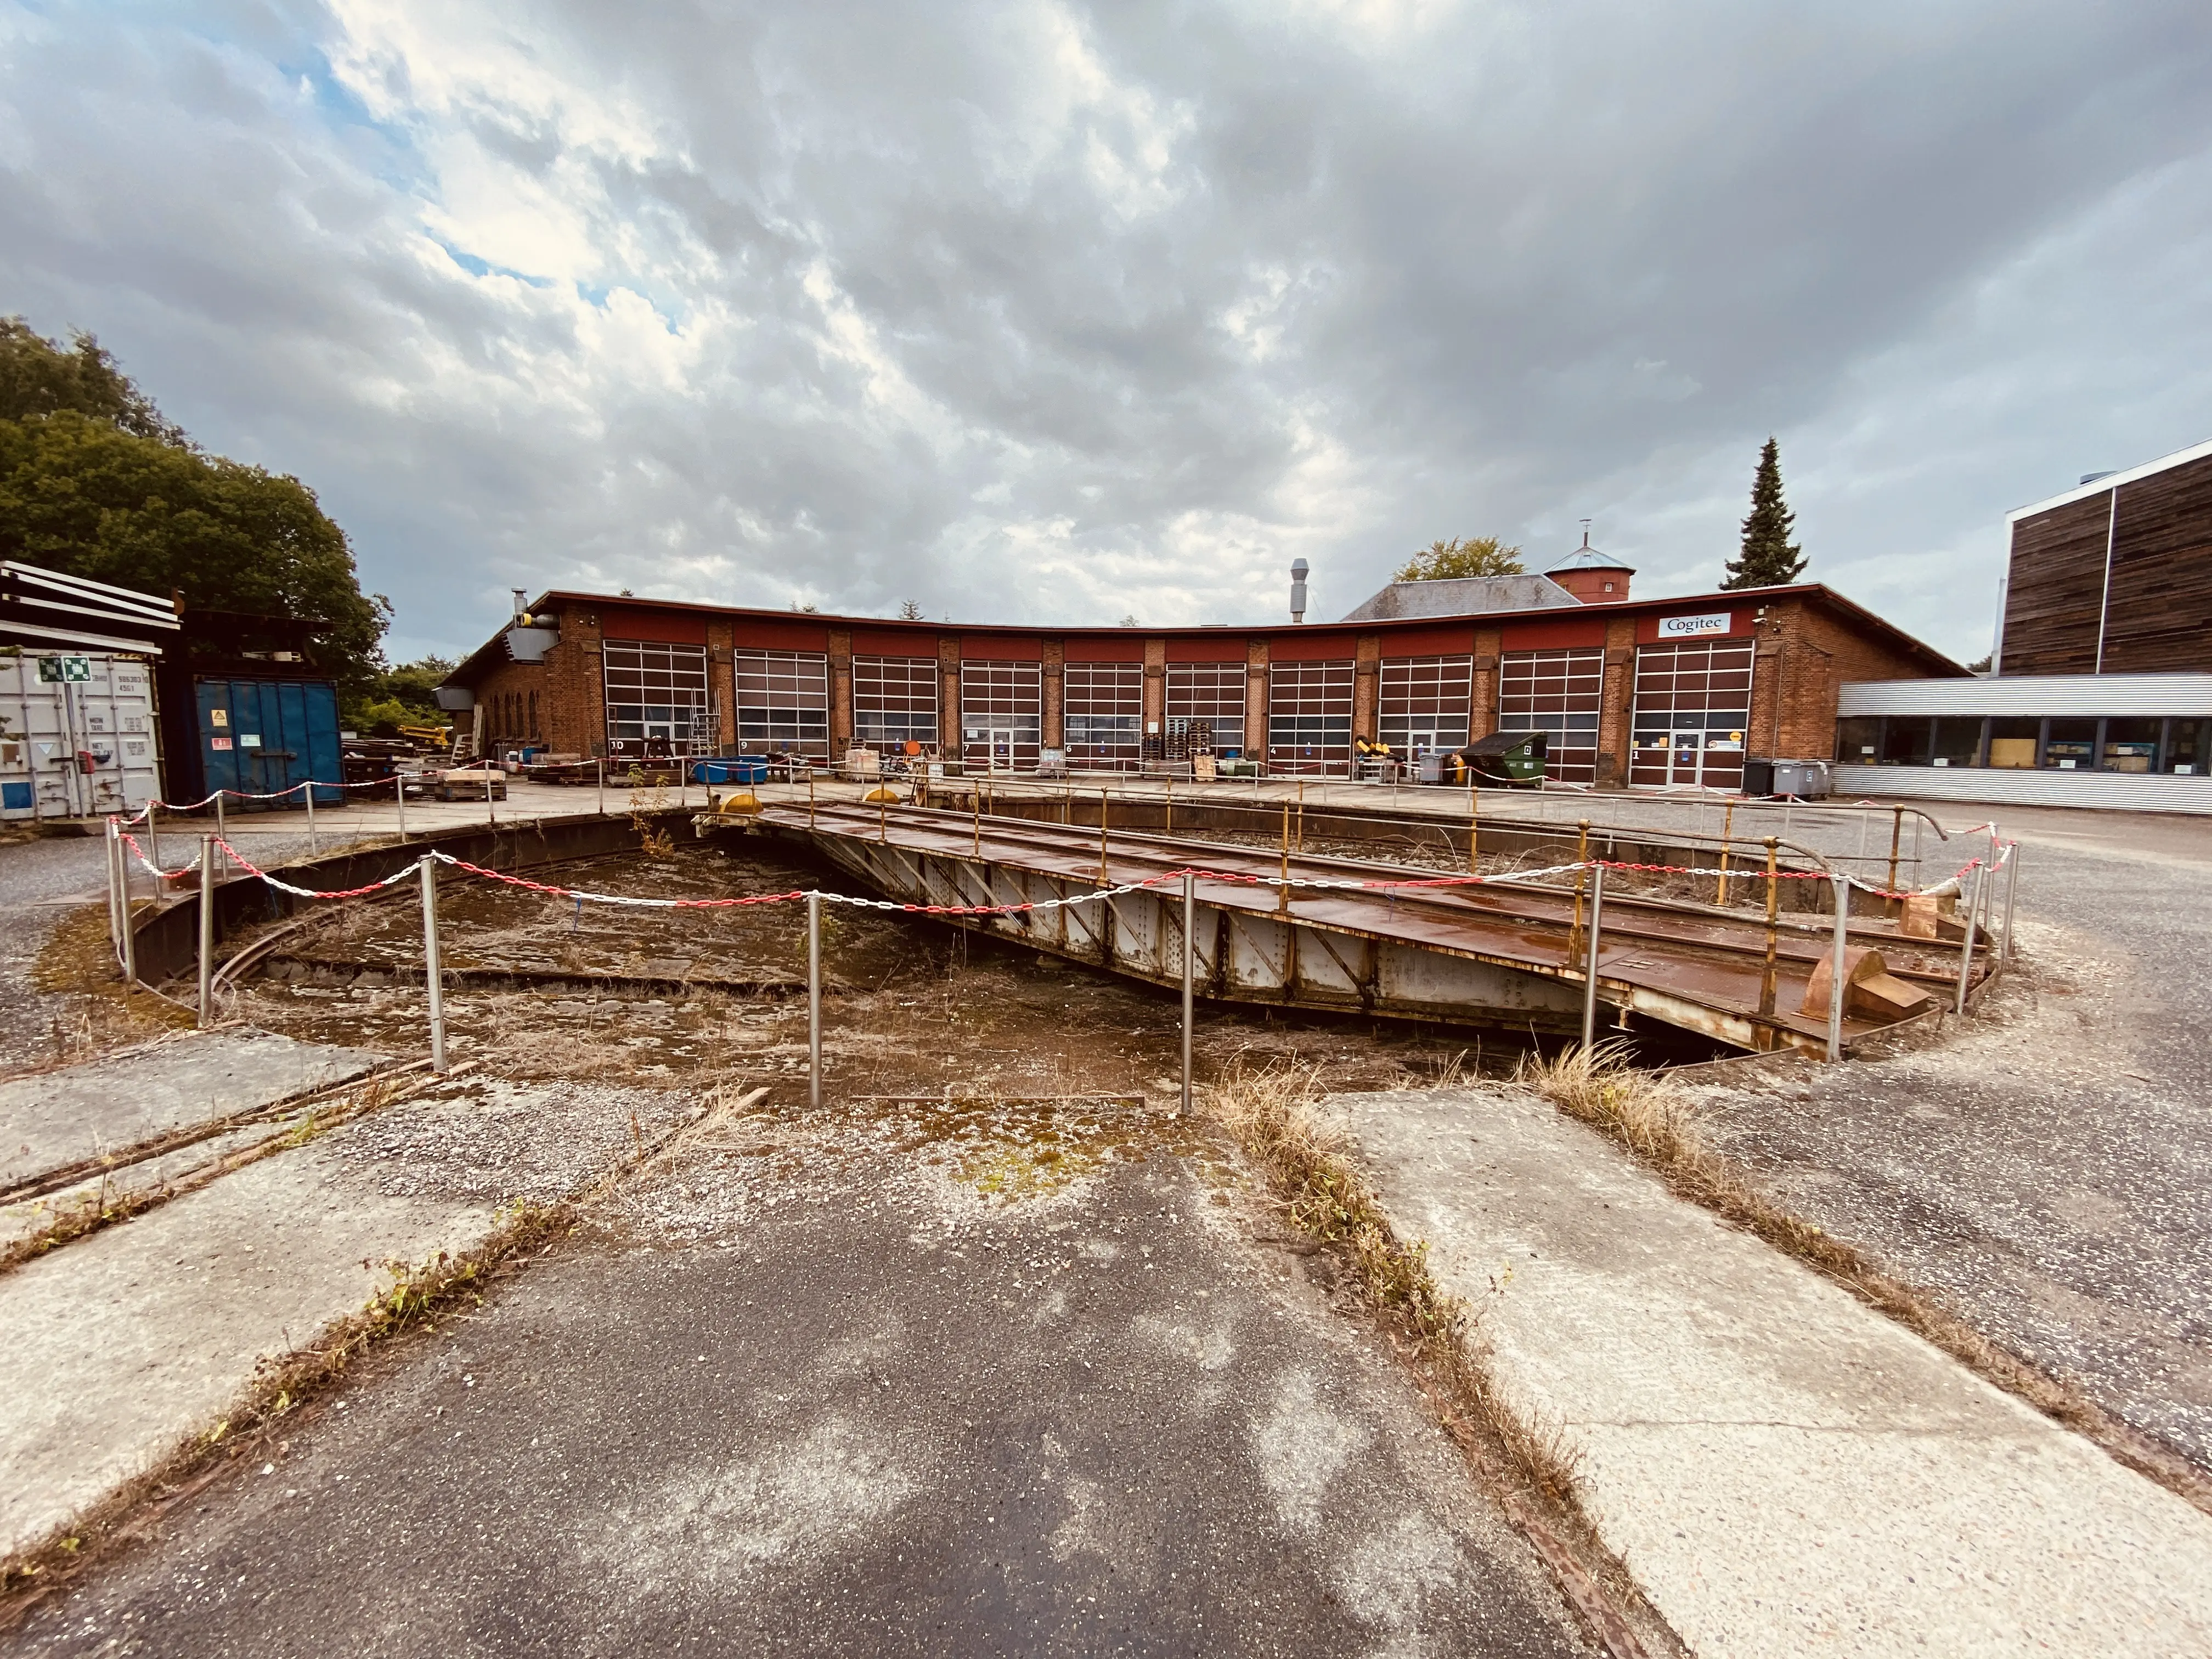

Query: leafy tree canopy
[1721,437,1807,589]
[1392,536,1525,582]
[0,318,387,693]
[349,656,455,732]
[0,317,184,443]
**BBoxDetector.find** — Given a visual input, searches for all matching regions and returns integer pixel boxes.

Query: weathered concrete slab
[1327,1085,2212,1659]
[7,1099,1603,1658]
[0,1076,695,1560]
[0,1029,381,1191]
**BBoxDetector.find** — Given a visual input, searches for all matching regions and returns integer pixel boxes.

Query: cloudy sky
[3,1,2209,664]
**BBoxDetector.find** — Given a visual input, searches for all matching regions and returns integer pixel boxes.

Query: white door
[1667,730,1705,786]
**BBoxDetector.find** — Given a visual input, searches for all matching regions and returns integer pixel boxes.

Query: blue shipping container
[196,679,344,805]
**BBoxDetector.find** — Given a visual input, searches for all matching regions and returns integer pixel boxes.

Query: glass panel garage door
[1378,656,1472,758]
[1629,641,1754,789]
[1267,659,1354,774]
[733,649,830,757]
[1065,662,1143,770]
[1166,663,1247,753]
[604,640,710,756]
[961,661,1043,772]
[1497,648,1604,784]
[853,656,939,754]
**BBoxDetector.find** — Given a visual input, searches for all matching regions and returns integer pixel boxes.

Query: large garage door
[733,650,830,758]
[1065,662,1143,771]
[604,640,711,757]
[1629,641,1754,789]
[961,661,1043,772]
[853,656,939,755]
[1378,656,1472,758]
[1267,659,1354,775]
[1166,663,1248,753]
[1498,648,1604,784]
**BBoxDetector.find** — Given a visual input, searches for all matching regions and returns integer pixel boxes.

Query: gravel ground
[11,1099,1603,1657]
[1691,802,2212,1475]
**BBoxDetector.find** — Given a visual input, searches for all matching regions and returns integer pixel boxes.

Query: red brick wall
[472,605,607,757]
[1747,598,1952,760]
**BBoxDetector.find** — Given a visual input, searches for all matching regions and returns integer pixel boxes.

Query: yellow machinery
[399,723,452,751]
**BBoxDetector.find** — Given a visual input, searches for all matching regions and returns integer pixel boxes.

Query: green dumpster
[1458,731,1548,785]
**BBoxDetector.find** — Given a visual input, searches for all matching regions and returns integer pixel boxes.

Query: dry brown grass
[1516,1042,2212,1517]
[1517,1040,1699,1165]
[1207,1062,1665,1658]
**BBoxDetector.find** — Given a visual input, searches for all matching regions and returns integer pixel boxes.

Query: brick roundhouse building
[442,580,1960,789]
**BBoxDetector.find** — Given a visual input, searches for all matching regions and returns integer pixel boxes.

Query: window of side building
[1931,717,1984,768]
[2042,718,2096,770]
[2101,718,2160,773]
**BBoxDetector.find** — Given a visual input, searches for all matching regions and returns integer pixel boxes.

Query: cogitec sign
[1657,612,1733,639]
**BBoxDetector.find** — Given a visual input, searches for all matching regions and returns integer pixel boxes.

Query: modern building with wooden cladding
[1829,437,2212,812]
[441,579,1958,790]
[1997,438,2212,678]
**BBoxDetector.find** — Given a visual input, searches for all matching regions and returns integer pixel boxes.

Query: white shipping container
[0,652,162,821]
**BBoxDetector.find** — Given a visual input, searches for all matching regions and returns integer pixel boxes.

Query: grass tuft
[1209,1063,1576,1504]
[1517,1040,1699,1166]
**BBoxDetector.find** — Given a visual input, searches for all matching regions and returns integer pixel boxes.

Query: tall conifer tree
[1722,437,1806,589]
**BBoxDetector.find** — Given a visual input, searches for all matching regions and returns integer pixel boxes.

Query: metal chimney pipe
[511,588,528,619]
[1289,558,1309,624]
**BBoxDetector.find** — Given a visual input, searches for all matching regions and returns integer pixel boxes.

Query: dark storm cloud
[2,0,2208,661]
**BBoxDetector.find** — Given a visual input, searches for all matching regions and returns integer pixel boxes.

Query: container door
[199,680,243,803]
[275,682,311,797]
[302,683,343,803]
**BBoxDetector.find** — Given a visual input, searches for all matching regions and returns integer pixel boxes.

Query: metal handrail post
[1468,780,1479,873]
[807,890,822,1110]
[196,835,216,1028]
[1570,819,1590,962]
[1757,837,1780,1021]
[215,789,225,838]
[1098,788,1110,884]
[1886,807,1903,915]
[1954,865,1980,1015]
[1714,799,1734,906]
[421,856,448,1073]
[103,816,123,959]
[1580,862,1606,1050]
[487,771,496,828]
[1278,802,1291,914]
[147,799,160,872]
[304,779,318,855]
[396,774,408,842]
[1181,872,1195,1116]
[2002,843,2021,962]
[1826,872,1849,1062]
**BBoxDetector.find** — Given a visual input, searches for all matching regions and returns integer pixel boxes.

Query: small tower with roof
[1546,522,1635,601]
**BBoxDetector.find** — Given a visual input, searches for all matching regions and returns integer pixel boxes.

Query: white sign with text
[1657,612,1732,638]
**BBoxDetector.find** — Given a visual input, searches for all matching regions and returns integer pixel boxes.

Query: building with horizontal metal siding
[1833,673,2212,812]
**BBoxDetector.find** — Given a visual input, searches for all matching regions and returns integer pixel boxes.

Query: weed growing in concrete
[1206,1063,1668,1657]
[1519,1040,1698,1165]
